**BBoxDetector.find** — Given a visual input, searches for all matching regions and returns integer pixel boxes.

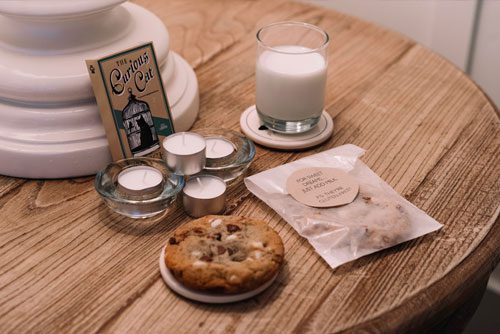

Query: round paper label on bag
[286,167,359,207]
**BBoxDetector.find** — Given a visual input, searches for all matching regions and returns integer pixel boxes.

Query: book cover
[86,42,174,161]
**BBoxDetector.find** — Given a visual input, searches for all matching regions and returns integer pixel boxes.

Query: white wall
[306,0,477,70]
[470,0,500,106]
[305,0,499,107]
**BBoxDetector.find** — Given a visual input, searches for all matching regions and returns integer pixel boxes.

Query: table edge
[342,212,500,333]
[289,4,500,331]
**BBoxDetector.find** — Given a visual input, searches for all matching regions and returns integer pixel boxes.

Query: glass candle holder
[95,158,184,219]
[195,128,256,183]
[256,21,329,133]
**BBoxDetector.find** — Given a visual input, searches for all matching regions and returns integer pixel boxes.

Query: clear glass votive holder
[194,128,256,183]
[256,21,329,133]
[95,158,184,219]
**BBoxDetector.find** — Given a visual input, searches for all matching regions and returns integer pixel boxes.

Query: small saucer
[159,246,278,303]
[240,105,334,150]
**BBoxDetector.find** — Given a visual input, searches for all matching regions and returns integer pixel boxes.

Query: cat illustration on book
[137,114,155,149]
[122,88,159,156]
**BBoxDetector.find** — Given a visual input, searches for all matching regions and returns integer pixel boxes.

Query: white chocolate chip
[191,250,202,258]
[210,218,223,228]
[226,234,238,241]
[193,260,207,268]
[229,275,239,283]
[250,241,264,249]
[253,251,263,259]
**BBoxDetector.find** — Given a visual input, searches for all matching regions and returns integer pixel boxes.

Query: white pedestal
[0,1,199,178]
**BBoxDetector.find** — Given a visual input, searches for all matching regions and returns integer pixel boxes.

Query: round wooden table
[0,0,498,333]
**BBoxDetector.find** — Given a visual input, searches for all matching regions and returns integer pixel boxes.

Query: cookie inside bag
[245,144,442,269]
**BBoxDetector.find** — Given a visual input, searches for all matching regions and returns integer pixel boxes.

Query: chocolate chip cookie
[301,187,411,250]
[355,193,411,249]
[165,215,284,293]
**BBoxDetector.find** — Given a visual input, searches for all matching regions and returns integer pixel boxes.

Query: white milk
[256,45,327,121]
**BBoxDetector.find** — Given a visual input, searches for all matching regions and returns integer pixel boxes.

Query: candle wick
[182,133,186,145]
[211,141,217,152]
[196,177,203,190]
[143,171,147,183]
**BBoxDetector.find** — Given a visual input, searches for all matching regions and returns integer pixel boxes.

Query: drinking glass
[256,21,329,133]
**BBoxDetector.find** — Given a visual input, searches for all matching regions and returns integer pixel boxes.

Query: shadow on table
[97,201,186,236]
[182,260,291,313]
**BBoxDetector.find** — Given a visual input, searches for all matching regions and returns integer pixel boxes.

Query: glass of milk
[256,21,329,133]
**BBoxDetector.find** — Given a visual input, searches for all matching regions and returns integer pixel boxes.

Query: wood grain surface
[0,0,499,333]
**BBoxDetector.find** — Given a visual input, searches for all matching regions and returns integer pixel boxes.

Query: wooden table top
[1,0,499,333]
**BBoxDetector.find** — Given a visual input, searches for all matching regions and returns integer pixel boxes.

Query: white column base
[0,2,199,179]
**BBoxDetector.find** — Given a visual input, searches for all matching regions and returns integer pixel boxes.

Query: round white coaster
[240,105,334,150]
[159,246,278,303]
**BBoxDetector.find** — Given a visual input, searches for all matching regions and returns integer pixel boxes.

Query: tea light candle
[116,165,164,199]
[182,175,226,218]
[205,137,235,159]
[162,132,206,175]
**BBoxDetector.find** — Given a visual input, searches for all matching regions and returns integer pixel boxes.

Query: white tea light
[205,137,235,159]
[162,132,206,175]
[192,128,256,183]
[183,175,226,217]
[184,176,226,198]
[116,165,164,198]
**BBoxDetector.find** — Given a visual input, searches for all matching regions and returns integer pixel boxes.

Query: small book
[86,42,175,161]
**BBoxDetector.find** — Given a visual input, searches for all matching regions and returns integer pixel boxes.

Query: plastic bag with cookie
[244,144,442,269]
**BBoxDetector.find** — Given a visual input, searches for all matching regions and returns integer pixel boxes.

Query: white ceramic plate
[159,246,278,303]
